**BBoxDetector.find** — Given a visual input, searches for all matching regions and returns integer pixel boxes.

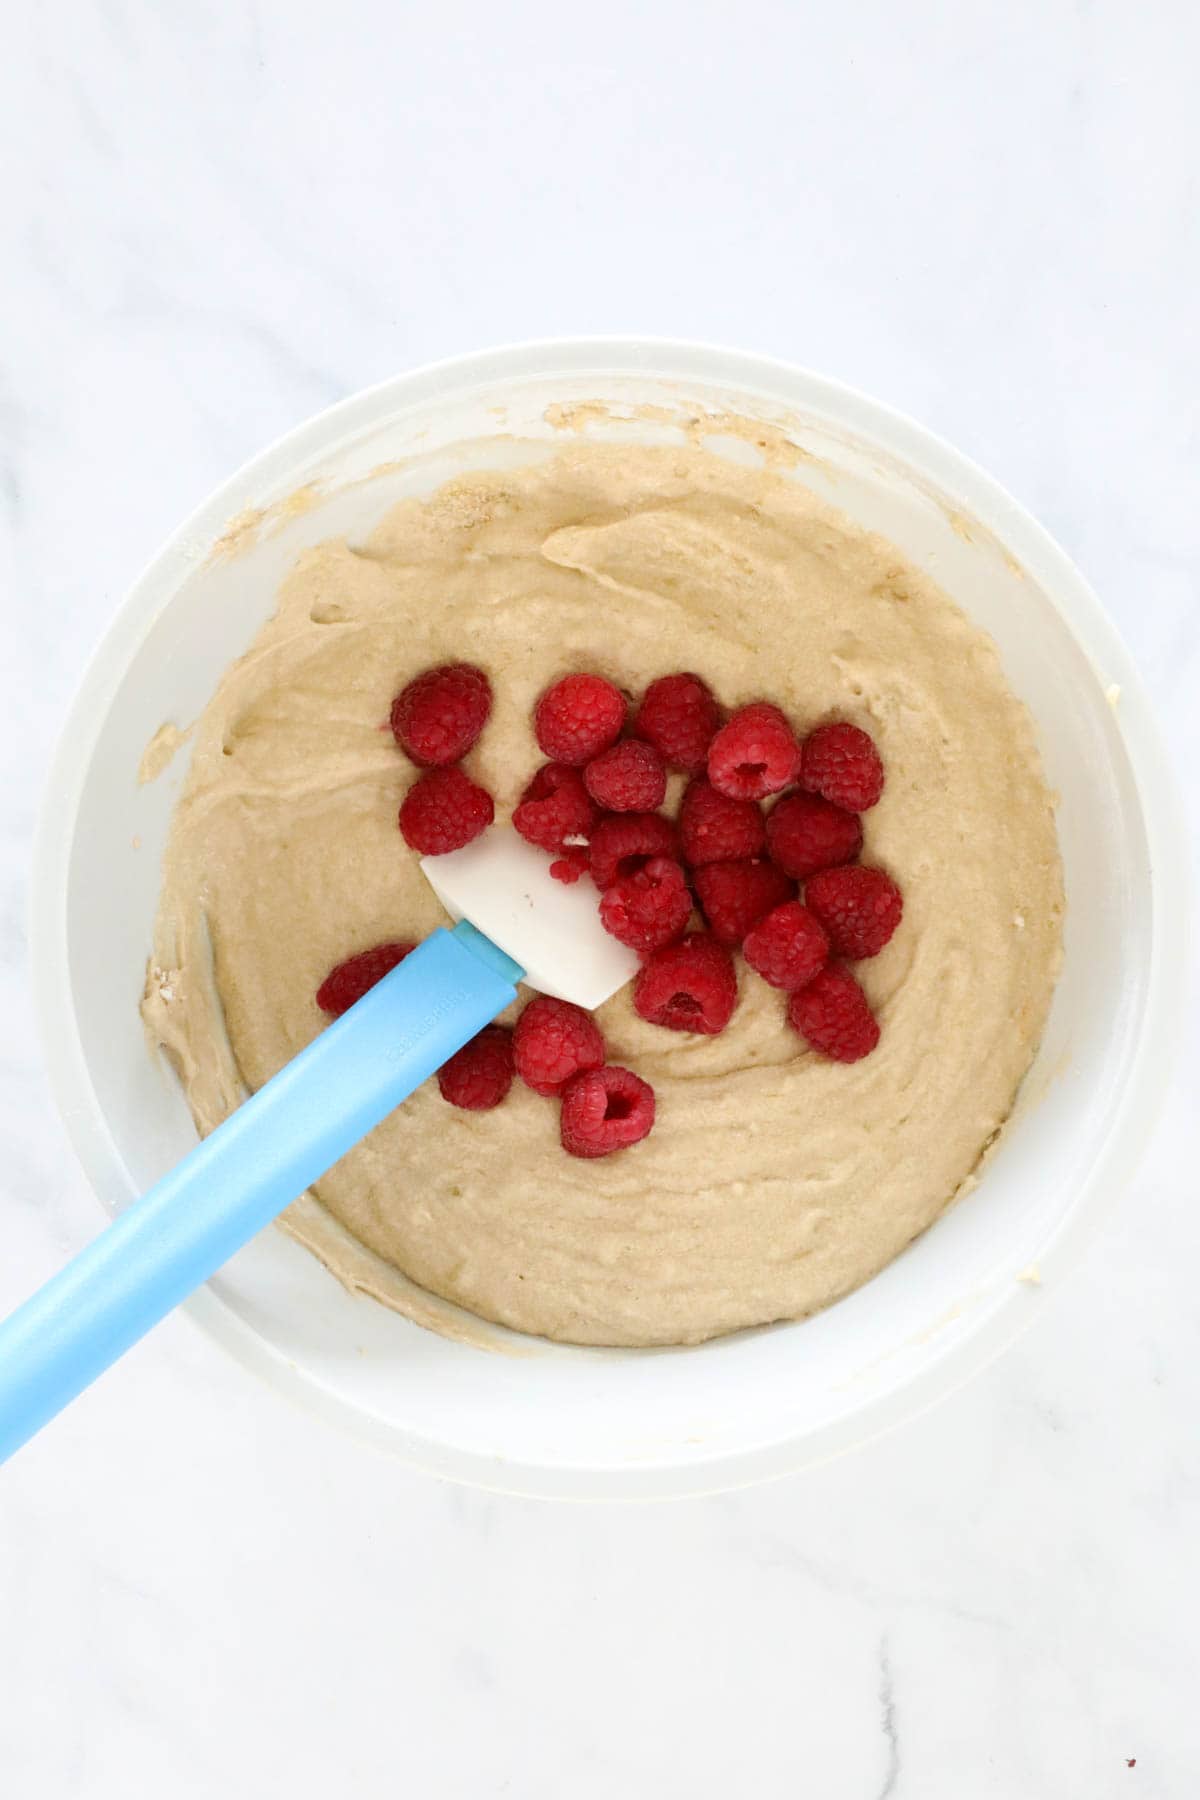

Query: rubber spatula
[0,829,639,1462]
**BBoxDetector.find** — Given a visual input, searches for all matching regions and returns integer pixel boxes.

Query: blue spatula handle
[0,921,521,1463]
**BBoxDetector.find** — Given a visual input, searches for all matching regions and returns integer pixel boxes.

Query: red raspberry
[549,848,590,884]
[633,932,738,1035]
[316,941,415,1017]
[560,1065,656,1159]
[399,767,494,854]
[765,791,863,880]
[800,721,885,812]
[588,812,677,890]
[788,965,880,1062]
[679,776,765,867]
[534,673,627,766]
[598,856,692,954]
[512,762,597,852]
[390,663,492,767]
[707,701,801,800]
[584,739,667,812]
[437,1025,515,1109]
[805,865,903,959]
[633,672,721,773]
[513,994,606,1096]
[693,857,795,946]
[742,902,830,991]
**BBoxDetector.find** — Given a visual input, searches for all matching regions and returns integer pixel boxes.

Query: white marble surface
[2,2,1198,1793]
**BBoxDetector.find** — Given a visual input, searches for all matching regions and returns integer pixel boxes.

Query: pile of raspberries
[317,663,902,1158]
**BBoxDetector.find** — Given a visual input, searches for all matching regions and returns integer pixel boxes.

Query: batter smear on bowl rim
[143,441,1063,1348]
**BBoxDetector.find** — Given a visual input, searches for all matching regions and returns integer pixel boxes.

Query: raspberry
[513,994,606,1096]
[707,701,801,800]
[588,812,677,890]
[598,856,692,953]
[390,663,492,767]
[805,865,903,960]
[678,776,765,867]
[534,673,627,766]
[633,671,721,772]
[800,721,885,812]
[437,1024,515,1109]
[788,966,880,1062]
[765,791,863,880]
[560,1065,656,1159]
[633,933,738,1035]
[399,767,494,854]
[549,848,590,884]
[693,857,795,946]
[512,762,597,852]
[316,941,415,1017]
[584,739,667,812]
[742,902,830,991]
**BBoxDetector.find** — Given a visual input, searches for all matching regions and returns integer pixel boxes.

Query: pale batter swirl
[144,444,1063,1346]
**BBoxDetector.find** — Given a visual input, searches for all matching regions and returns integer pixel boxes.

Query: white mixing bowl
[30,339,1184,1498]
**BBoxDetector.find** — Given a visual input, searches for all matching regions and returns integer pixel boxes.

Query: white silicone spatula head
[421,827,639,1009]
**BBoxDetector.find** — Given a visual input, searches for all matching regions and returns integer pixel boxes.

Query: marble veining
[1,2,1197,1795]
[877,1638,901,1800]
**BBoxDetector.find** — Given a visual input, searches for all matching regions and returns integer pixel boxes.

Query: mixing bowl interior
[31,342,1175,1497]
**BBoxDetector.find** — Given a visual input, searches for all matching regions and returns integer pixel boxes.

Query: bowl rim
[28,335,1190,1498]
